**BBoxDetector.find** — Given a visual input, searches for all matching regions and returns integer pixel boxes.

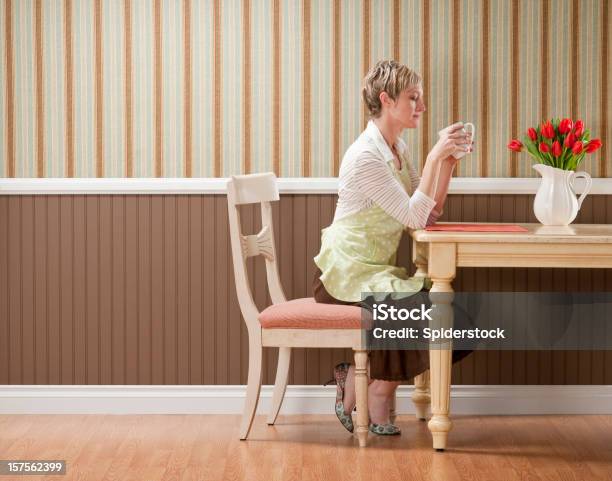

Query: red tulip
[564,132,576,148]
[507,139,523,152]
[539,142,550,153]
[571,142,583,154]
[527,128,537,141]
[573,120,584,137]
[585,139,602,153]
[559,118,573,134]
[552,140,562,157]
[541,120,555,139]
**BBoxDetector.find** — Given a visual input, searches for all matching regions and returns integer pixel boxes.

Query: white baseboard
[1,385,611,415]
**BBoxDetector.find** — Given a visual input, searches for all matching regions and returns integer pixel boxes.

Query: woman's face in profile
[386,86,426,129]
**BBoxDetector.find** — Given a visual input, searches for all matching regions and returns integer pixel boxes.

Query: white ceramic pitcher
[532,164,592,226]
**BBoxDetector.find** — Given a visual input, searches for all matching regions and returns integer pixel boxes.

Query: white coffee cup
[451,122,475,159]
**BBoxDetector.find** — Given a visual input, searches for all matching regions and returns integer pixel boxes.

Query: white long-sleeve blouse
[333,120,441,229]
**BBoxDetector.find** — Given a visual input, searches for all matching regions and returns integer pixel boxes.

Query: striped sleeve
[353,153,437,229]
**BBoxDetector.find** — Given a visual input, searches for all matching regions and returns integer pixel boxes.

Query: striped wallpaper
[0,0,610,178]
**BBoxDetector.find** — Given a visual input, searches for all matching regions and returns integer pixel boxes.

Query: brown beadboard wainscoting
[1,193,612,387]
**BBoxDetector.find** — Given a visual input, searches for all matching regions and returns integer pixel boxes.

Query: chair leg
[353,349,369,447]
[239,337,263,440]
[389,391,397,425]
[267,347,292,425]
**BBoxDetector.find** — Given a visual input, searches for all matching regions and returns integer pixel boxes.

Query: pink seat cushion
[258,297,363,329]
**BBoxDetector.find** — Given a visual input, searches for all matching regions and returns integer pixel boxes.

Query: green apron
[314,157,431,302]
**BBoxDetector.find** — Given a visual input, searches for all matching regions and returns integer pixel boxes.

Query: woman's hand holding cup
[427,122,475,164]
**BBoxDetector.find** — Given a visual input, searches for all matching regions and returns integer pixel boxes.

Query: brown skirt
[312,267,473,381]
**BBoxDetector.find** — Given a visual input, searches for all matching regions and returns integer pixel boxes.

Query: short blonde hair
[362,60,422,118]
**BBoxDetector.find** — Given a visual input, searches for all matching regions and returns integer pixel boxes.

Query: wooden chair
[227,172,371,446]
[227,172,431,446]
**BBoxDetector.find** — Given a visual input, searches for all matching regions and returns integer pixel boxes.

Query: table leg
[412,370,430,420]
[389,392,397,424]
[411,239,431,420]
[427,243,456,451]
[412,240,428,280]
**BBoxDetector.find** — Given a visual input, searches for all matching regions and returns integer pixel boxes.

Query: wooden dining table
[409,222,612,450]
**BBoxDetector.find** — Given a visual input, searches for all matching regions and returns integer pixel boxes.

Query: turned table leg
[412,370,430,420]
[411,240,431,421]
[427,243,456,451]
[389,392,397,424]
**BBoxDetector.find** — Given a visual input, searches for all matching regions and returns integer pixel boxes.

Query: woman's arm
[431,157,458,214]
[415,123,472,223]
[353,154,438,229]
[413,155,444,200]
[407,155,457,224]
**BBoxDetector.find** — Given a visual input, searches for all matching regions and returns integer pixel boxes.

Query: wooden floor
[1,414,612,481]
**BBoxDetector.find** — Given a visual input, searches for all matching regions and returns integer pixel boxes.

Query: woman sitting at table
[313,59,474,435]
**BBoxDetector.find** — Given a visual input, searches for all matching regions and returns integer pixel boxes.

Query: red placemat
[425,223,529,232]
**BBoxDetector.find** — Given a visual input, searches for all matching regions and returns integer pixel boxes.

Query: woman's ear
[379,91,393,109]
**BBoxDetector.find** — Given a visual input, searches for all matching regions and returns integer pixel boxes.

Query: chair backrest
[227,173,288,332]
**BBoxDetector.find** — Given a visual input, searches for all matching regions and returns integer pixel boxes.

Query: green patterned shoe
[325,362,354,433]
[369,423,401,435]
[335,400,354,433]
